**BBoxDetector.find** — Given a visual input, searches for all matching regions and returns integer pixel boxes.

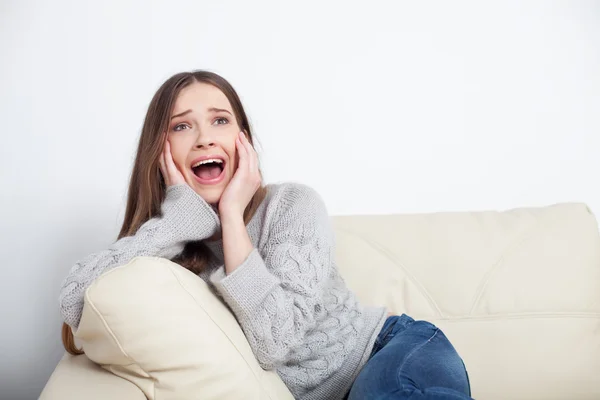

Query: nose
[193,130,216,149]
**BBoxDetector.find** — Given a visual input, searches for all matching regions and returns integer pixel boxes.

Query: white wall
[1,0,598,398]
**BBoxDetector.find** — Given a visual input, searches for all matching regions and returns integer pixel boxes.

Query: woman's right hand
[158,137,221,240]
[159,138,186,187]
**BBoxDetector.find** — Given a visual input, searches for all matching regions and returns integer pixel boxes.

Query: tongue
[196,165,222,180]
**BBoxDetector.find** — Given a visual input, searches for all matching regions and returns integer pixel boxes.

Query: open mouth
[191,158,226,182]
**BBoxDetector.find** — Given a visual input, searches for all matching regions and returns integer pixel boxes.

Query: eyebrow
[170,107,232,120]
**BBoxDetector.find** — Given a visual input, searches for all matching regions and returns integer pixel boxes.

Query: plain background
[1,1,599,398]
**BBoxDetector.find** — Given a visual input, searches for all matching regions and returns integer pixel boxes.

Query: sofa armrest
[40,353,145,400]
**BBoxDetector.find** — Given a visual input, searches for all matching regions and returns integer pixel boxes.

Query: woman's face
[167,82,240,206]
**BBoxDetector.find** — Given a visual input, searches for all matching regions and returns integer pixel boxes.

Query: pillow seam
[84,283,156,396]
[164,259,276,400]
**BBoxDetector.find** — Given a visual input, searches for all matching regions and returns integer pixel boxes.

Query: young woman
[59,70,472,400]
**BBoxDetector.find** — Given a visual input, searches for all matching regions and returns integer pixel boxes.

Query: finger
[242,132,257,175]
[159,156,166,178]
[165,140,177,173]
[159,146,168,183]
[242,132,258,178]
[236,133,248,171]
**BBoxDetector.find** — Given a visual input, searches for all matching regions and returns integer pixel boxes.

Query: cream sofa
[41,202,600,400]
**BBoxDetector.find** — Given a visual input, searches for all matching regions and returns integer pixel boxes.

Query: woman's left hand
[218,131,261,218]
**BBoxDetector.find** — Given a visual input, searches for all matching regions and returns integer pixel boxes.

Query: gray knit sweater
[59,182,387,400]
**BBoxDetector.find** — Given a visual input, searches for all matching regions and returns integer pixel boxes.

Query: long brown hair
[63,70,268,355]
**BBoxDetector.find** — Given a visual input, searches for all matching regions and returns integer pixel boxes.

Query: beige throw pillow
[74,256,294,400]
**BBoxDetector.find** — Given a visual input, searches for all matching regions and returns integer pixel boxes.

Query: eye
[214,117,229,125]
[173,123,189,132]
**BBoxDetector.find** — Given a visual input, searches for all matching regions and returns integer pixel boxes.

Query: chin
[187,175,227,207]
[194,188,222,206]
[198,192,220,205]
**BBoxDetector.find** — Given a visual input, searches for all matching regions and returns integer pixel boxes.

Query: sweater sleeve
[209,183,335,370]
[59,184,221,329]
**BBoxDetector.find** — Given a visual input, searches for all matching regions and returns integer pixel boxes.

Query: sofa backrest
[332,202,600,400]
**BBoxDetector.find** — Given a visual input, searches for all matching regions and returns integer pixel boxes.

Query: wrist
[219,210,244,226]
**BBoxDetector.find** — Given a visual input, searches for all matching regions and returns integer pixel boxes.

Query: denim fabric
[346,314,472,399]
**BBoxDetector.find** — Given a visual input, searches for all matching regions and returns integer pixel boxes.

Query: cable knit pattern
[59,181,387,400]
[59,184,221,329]
[205,183,387,400]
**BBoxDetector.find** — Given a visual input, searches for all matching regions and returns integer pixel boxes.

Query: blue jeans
[347,314,472,399]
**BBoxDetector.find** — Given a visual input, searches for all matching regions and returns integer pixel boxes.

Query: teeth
[192,159,224,168]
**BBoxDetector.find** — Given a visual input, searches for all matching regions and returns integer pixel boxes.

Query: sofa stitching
[162,258,276,400]
[468,212,542,315]
[83,257,156,395]
[336,227,443,317]
[84,286,133,362]
[422,311,600,321]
